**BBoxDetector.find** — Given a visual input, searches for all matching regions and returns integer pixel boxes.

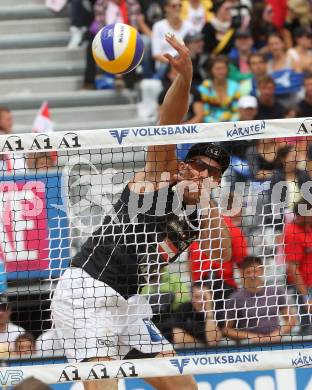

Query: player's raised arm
[157,34,193,126]
[134,34,193,187]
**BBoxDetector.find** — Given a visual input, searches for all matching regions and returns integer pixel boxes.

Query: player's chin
[183,191,200,205]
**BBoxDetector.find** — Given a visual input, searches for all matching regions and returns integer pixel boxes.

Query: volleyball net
[0,117,312,386]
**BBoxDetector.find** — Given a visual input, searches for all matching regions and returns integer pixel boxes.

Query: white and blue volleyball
[92,23,144,75]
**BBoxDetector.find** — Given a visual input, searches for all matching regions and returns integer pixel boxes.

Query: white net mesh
[0,119,311,385]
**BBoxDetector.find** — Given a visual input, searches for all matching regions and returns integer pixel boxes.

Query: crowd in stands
[63,0,312,346]
[4,0,312,367]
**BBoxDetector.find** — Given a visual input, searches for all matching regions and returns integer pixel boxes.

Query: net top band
[0,117,310,154]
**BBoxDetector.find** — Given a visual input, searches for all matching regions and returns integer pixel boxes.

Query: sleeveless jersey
[71,184,199,298]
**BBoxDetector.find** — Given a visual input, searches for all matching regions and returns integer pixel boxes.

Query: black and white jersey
[71,184,199,298]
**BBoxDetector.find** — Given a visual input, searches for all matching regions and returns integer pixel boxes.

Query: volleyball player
[51,34,232,390]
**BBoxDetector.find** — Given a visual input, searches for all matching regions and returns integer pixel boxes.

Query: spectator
[152,0,193,70]
[84,0,145,89]
[228,28,254,82]
[184,31,206,86]
[287,0,312,29]
[229,0,252,29]
[201,0,235,55]
[0,107,25,174]
[14,332,36,356]
[224,256,296,343]
[189,214,248,323]
[0,296,25,356]
[245,137,284,181]
[224,95,258,166]
[13,377,52,390]
[272,146,309,206]
[241,53,268,96]
[250,2,277,51]
[267,32,303,106]
[141,266,190,313]
[92,0,143,37]
[199,55,241,123]
[267,0,287,30]
[266,146,311,231]
[0,106,13,134]
[284,199,312,335]
[135,1,164,78]
[141,267,190,341]
[190,215,247,289]
[172,282,222,346]
[288,27,312,73]
[67,0,95,49]
[180,0,212,33]
[237,95,258,121]
[26,152,56,171]
[138,0,163,28]
[297,73,312,117]
[256,76,287,120]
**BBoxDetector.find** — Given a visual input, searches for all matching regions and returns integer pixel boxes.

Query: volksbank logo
[109,125,198,145]
[170,354,259,374]
[0,369,23,386]
[109,129,130,145]
[170,358,190,374]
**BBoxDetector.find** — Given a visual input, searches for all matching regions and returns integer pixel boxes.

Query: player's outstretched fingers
[163,53,175,65]
[163,33,192,78]
[165,33,186,52]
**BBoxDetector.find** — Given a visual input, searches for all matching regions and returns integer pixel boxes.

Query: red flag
[32,101,54,134]
[32,101,57,164]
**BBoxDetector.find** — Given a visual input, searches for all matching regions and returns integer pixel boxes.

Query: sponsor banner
[3,349,312,386]
[226,120,266,140]
[0,173,70,280]
[0,118,310,154]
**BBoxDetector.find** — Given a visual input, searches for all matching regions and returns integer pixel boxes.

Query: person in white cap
[237,95,258,121]
[221,95,258,167]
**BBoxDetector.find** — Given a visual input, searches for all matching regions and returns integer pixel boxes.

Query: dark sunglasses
[170,3,182,9]
[186,159,222,177]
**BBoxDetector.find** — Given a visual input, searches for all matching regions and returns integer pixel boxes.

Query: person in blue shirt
[228,28,254,82]
[198,55,241,123]
[240,52,268,96]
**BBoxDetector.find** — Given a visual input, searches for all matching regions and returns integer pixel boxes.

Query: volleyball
[92,23,144,75]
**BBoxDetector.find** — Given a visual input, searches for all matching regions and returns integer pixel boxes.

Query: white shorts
[51,268,173,362]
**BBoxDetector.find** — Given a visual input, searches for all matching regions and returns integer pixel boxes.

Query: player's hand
[163,33,193,82]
